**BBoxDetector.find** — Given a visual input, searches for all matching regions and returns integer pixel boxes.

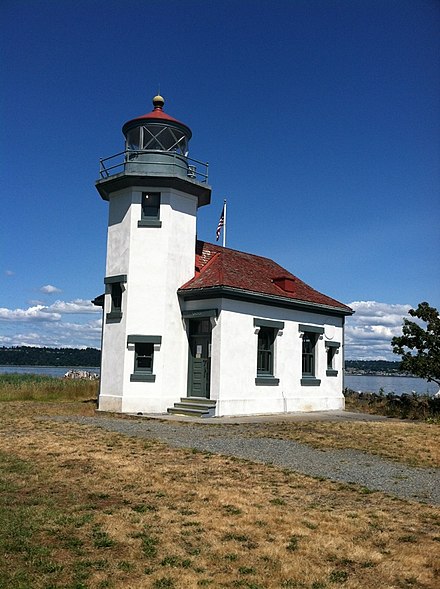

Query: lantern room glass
[126,124,188,156]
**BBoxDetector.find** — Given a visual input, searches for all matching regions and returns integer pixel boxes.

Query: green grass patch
[0,450,117,588]
[286,535,300,551]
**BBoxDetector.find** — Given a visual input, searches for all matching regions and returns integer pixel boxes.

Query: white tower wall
[98,185,199,413]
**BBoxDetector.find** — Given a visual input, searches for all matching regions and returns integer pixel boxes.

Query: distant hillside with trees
[0,346,101,367]
[345,360,402,374]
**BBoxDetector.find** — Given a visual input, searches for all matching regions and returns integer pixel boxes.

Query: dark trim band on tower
[96,174,211,207]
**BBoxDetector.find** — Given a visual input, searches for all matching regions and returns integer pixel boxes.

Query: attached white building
[94,95,353,417]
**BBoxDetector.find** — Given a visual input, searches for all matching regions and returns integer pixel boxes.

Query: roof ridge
[198,250,221,274]
[180,249,221,289]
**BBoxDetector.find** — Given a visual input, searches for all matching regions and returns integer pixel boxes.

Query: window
[142,192,160,219]
[189,318,212,335]
[326,342,340,376]
[138,192,162,227]
[126,127,140,151]
[135,343,153,373]
[254,318,283,385]
[139,123,188,155]
[128,335,162,382]
[110,282,122,313]
[302,332,317,376]
[257,327,275,376]
[299,324,323,386]
[104,275,127,322]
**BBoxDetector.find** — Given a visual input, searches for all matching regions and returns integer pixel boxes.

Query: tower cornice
[95,172,211,207]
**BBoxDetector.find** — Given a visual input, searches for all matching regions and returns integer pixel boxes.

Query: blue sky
[1,0,439,359]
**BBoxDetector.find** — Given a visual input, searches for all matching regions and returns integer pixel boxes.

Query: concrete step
[167,398,217,418]
[167,407,209,417]
[182,397,216,406]
[173,402,215,411]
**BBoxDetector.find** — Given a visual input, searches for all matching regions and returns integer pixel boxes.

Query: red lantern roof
[122,95,191,137]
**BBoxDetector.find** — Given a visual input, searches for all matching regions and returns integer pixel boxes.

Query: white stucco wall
[99,185,198,414]
[182,297,346,416]
[98,188,132,412]
[216,300,345,415]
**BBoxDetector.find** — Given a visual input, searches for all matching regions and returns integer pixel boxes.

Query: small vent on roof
[272,275,296,293]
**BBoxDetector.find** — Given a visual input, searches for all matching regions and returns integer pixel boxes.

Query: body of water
[0,366,437,396]
[0,365,100,378]
[345,374,438,396]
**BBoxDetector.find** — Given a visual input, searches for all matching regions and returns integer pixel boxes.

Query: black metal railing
[98,150,209,183]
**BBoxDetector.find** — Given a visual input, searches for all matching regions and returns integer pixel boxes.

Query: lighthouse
[96,95,211,413]
[95,95,352,418]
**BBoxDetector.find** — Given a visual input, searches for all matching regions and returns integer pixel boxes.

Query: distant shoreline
[345,371,417,378]
[0,364,99,368]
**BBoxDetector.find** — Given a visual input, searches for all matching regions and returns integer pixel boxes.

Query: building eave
[178,285,354,317]
[95,173,211,206]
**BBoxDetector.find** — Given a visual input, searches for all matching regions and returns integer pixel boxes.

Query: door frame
[186,317,213,399]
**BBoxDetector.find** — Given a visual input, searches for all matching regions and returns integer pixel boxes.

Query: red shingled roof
[179,241,352,314]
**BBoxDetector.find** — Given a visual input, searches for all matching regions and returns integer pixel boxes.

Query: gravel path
[49,415,440,506]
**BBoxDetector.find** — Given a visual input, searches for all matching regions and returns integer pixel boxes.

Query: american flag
[216,205,225,241]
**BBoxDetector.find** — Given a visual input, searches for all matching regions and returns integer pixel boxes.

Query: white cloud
[5,270,14,276]
[40,284,62,294]
[0,305,62,322]
[1,319,102,349]
[0,299,102,348]
[0,300,101,323]
[345,301,412,360]
[46,299,99,314]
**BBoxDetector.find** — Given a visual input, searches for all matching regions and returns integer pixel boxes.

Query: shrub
[344,389,440,421]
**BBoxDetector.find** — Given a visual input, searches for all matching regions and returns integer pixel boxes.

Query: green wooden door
[187,319,212,399]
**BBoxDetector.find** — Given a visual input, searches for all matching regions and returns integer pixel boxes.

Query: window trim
[299,324,322,386]
[256,326,275,378]
[254,319,282,385]
[326,341,340,376]
[138,192,162,228]
[127,335,162,344]
[128,335,162,382]
[298,324,324,335]
[104,274,127,284]
[255,376,280,386]
[104,275,127,322]
[254,318,285,330]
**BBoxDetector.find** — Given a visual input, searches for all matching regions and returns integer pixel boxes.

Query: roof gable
[180,241,353,315]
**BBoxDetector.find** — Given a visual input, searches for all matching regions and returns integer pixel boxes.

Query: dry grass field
[0,392,439,589]
[215,419,440,468]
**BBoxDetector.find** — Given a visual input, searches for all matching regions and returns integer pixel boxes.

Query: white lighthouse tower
[95,95,211,413]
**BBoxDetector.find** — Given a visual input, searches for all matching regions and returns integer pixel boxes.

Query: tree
[391,302,440,386]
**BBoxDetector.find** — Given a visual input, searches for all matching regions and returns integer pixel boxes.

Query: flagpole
[223,199,227,248]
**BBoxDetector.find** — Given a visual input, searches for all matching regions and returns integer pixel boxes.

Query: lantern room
[96,94,210,206]
[122,95,191,157]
